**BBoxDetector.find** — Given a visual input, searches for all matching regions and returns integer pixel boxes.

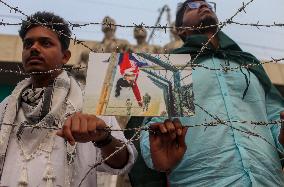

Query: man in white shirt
[0,11,136,187]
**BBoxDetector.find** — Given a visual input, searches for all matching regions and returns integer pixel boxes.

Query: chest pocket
[225,69,265,102]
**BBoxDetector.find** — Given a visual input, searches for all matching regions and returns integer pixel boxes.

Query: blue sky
[0,0,283,60]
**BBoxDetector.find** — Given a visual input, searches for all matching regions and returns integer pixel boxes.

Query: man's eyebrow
[23,37,52,41]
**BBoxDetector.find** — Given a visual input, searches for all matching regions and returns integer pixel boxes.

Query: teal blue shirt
[140,57,284,187]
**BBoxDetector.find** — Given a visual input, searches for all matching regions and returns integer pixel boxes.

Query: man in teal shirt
[140,0,284,186]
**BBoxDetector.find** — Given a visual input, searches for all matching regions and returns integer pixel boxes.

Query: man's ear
[62,50,71,65]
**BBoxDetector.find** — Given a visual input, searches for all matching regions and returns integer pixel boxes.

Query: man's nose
[30,41,41,51]
[30,42,41,54]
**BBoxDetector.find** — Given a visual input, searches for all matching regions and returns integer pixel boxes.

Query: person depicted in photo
[143,93,151,112]
[126,98,133,116]
[115,53,148,107]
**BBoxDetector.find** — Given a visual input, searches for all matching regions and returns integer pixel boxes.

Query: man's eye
[23,41,33,49]
[41,40,51,47]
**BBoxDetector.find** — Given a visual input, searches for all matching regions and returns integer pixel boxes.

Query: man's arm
[98,134,129,169]
[57,112,129,169]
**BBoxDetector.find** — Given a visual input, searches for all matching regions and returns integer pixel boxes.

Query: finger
[87,116,109,142]
[149,123,167,134]
[87,115,98,136]
[71,113,80,133]
[173,118,182,136]
[164,119,175,133]
[177,127,188,148]
[95,117,107,129]
[62,116,75,145]
[164,119,176,140]
[78,113,88,135]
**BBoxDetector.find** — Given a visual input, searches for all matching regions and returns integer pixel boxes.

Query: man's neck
[204,32,219,49]
[188,29,219,49]
[31,71,61,88]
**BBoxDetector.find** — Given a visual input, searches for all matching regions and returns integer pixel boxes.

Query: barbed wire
[0,0,281,132]
[0,0,282,141]
[0,65,85,76]
[230,21,284,28]
[1,0,283,61]
[0,20,21,26]
[1,0,283,78]
[2,103,283,158]
[1,0,284,185]
[180,57,284,81]
[2,118,283,132]
[0,19,215,30]
[2,17,284,30]
[1,56,283,77]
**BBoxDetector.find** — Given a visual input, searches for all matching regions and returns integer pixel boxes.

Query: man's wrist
[92,130,113,148]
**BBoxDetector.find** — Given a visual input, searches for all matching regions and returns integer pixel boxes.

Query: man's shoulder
[0,96,10,109]
[170,44,198,54]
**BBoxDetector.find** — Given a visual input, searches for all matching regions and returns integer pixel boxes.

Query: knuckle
[71,128,80,134]
[166,124,175,131]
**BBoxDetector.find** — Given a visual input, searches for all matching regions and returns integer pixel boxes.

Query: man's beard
[194,15,218,34]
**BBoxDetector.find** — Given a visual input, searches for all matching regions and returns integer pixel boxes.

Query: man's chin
[197,16,218,33]
[200,15,218,27]
[24,67,46,74]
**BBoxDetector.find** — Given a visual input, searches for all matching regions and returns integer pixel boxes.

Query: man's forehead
[24,26,58,40]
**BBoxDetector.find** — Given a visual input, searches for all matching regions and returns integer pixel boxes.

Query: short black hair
[175,1,191,41]
[19,11,71,51]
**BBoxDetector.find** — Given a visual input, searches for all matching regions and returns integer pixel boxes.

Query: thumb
[177,127,188,148]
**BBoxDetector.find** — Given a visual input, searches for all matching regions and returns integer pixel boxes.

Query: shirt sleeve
[96,116,138,174]
[266,85,284,153]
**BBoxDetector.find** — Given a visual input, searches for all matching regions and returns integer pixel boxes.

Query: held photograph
[83,53,195,117]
